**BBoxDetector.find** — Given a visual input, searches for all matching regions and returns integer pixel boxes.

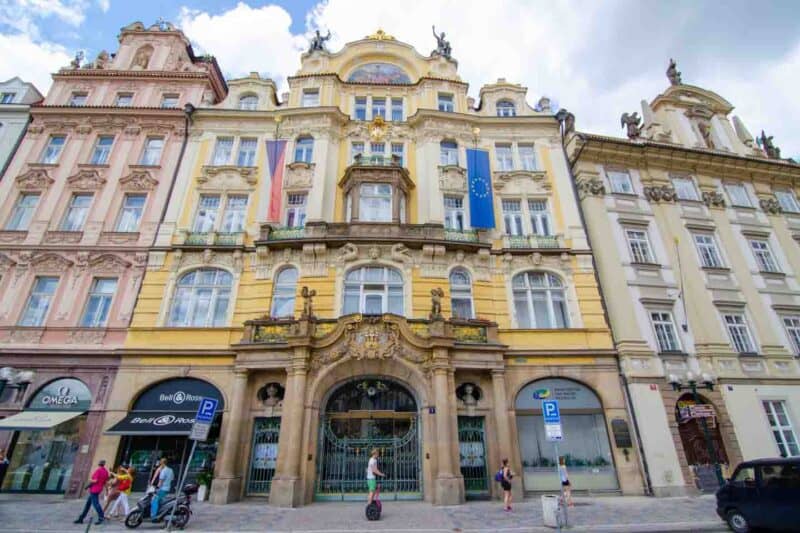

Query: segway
[365,483,382,521]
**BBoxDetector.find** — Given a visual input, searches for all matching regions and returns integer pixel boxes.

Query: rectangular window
[391,98,403,121]
[69,92,87,106]
[354,97,367,120]
[220,195,248,233]
[60,193,93,231]
[286,193,307,228]
[350,141,365,163]
[496,144,514,171]
[626,229,655,263]
[371,97,386,119]
[650,311,681,352]
[211,137,234,166]
[528,199,551,236]
[723,313,756,354]
[693,233,724,268]
[750,239,780,273]
[80,278,117,328]
[608,170,634,194]
[89,135,114,165]
[444,195,465,231]
[115,93,133,107]
[438,93,454,112]
[19,276,59,327]
[359,183,392,222]
[775,191,800,214]
[236,138,257,167]
[294,137,313,163]
[193,194,220,233]
[139,137,164,165]
[160,94,179,108]
[519,144,537,171]
[440,141,458,166]
[370,142,385,156]
[302,88,319,107]
[115,193,146,232]
[40,135,66,164]
[726,183,751,207]
[391,143,404,166]
[0,92,16,104]
[5,193,39,231]
[672,177,699,201]
[782,316,800,355]
[502,199,524,236]
[762,400,800,457]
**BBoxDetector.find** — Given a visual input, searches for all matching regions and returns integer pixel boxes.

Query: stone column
[491,369,523,501]
[432,352,464,505]
[210,368,248,504]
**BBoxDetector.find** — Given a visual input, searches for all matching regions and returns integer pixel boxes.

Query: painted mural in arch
[347,63,411,84]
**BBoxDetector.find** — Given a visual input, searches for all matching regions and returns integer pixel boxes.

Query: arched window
[168,268,232,326]
[449,268,473,319]
[496,100,516,117]
[238,94,258,110]
[294,136,314,163]
[512,271,568,328]
[271,266,297,318]
[343,266,403,315]
[440,139,458,166]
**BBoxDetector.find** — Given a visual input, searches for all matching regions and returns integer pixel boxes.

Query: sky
[1,0,799,158]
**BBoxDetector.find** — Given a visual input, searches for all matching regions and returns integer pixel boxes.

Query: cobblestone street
[0,493,727,532]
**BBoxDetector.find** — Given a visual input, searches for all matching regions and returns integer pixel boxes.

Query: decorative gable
[16,168,54,191]
[197,165,257,190]
[89,253,131,273]
[120,170,159,191]
[67,169,107,190]
[30,252,73,272]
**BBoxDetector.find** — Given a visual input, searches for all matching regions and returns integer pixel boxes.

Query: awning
[0,410,84,430]
[105,412,197,436]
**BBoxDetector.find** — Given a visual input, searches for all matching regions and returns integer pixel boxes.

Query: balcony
[352,153,402,167]
[502,234,563,250]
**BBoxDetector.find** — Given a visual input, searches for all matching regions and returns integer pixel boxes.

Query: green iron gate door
[246,417,280,495]
[458,416,489,499]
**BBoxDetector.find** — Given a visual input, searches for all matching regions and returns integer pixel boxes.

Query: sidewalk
[0,493,727,532]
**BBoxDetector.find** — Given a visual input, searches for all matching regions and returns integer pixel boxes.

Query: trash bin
[541,494,559,527]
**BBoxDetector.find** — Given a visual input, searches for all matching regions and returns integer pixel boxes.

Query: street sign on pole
[189,397,218,442]
[542,399,562,442]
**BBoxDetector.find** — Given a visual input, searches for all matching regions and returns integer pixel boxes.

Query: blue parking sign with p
[196,397,218,423]
[542,400,560,424]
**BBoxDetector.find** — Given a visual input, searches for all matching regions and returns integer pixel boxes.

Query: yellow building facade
[94,31,645,506]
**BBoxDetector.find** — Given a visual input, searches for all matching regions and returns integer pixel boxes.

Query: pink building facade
[0,21,226,497]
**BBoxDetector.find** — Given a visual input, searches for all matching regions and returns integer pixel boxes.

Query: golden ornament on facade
[369,115,387,141]
[366,29,395,41]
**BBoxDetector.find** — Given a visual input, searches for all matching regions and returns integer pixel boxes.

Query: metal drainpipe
[558,125,655,496]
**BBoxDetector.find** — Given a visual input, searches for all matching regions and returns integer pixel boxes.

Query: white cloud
[0,32,71,92]
[96,0,110,13]
[0,0,89,38]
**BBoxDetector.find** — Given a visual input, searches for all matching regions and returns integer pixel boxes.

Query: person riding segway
[365,448,385,521]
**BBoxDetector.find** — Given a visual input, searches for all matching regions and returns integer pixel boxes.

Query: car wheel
[726,509,750,533]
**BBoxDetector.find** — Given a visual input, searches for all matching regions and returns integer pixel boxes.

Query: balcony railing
[444,229,480,243]
[181,231,245,246]
[503,234,562,249]
[352,153,402,167]
[268,227,306,240]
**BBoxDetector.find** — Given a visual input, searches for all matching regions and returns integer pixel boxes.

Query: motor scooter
[365,483,382,521]
[124,483,198,529]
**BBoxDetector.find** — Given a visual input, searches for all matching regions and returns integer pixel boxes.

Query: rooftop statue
[620,112,642,139]
[308,29,331,53]
[69,50,84,69]
[758,130,781,159]
[666,58,682,85]
[432,26,452,59]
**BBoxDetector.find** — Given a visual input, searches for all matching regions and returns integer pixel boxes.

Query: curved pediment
[197,165,257,190]
[652,84,734,116]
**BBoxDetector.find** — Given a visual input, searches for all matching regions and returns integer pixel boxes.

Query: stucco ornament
[391,243,412,264]
[120,170,158,191]
[131,45,153,70]
[644,185,677,203]
[338,243,358,263]
[15,169,54,190]
[702,191,726,208]
[666,58,682,85]
[620,112,642,139]
[576,177,605,198]
[759,197,783,215]
[67,169,106,190]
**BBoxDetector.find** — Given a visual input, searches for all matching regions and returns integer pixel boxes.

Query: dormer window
[438,93,454,112]
[496,100,516,117]
[69,92,87,106]
[1,92,16,104]
[238,94,258,110]
[161,94,179,108]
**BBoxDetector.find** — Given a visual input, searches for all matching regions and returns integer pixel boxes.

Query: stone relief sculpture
[338,242,358,263]
[301,286,317,319]
[391,243,412,264]
[93,50,110,69]
[430,288,444,320]
[666,58,682,85]
[431,26,452,59]
[758,130,781,159]
[457,383,481,406]
[697,122,715,149]
[308,29,331,53]
[131,45,153,70]
[620,112,642,139]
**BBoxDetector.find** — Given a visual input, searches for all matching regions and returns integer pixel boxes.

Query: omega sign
[41,386,79,407]
[29,378,93,411]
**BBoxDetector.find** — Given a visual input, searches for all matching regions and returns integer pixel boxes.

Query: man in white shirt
[366,448,385,505]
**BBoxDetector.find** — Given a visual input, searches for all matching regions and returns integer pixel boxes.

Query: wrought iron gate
[246,417,281,495]
[458,416,489,499]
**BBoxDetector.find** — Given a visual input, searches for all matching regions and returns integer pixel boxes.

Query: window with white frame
[782,316,800,355]
[61,193,92,231]
[749,239,780,273]
[625,228,656,264]
[725,183,751,207]
[495,143,514,171]
[271,267,298,317]
[238,94,258,110]
[80,278,117,328]
[211,137,234,165]
[115,93,133,106]
[370,142,385,157]
[391,98,403,121]
[519,144,537,171]
[343,266,403,315]
[69,92,87,106]
[89,135,114,165]
[762,400,800,457]
[193,194,220,233]
[449,268,474,319]
[438,93,454,112]
[372,97,386,119]
[160,94,179,108]
[115,193,146,232]
[496,100,516,117]
[237,138,257,167]
[502,199,524,236]
[693,233,724,268]
[40,135,66,164]
[19,276,59,326]
[220,195,248,233]
[354,97,367,120]
[359,183,392,222]
[139,137,164,165]
[0,92,16,104]
[775,190,800,214]
[723,313,757,354]
[512,271,569,329]
[350,141,365,163]
[168,268,232,327]
[608,170,634,194]
[650,311,681,352]
[294,136,314,163]
[444,195,466,231]
[528,200,551,236]
[440,140,458,166]
[302,88,319,107]
[285,193,307,228]
[391,142,404,166]
[5,193,39,231]
[672,177,699,201]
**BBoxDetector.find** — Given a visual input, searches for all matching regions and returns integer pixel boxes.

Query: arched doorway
[315,377,421,501]
[515,378,618,492]
[675,393,728,492]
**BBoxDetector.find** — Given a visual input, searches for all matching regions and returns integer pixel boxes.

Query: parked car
[716,457,800,532]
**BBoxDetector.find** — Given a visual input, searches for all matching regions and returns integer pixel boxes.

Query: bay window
[359,183,393,222]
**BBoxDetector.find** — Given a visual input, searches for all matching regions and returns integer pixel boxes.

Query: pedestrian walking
[102,465,122,515]
[73,459,110,525]
[150,457,174,522]
[0,450,9,491]
[559,456,573,507]
[366,448,385,506]
[498,458,513,511]
[107,465,134,519]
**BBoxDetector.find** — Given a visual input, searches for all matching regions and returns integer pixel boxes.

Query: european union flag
[467,148,495,228]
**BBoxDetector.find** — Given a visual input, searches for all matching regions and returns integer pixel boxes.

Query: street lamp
[0,367,35,402]
[669,372,725,486]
